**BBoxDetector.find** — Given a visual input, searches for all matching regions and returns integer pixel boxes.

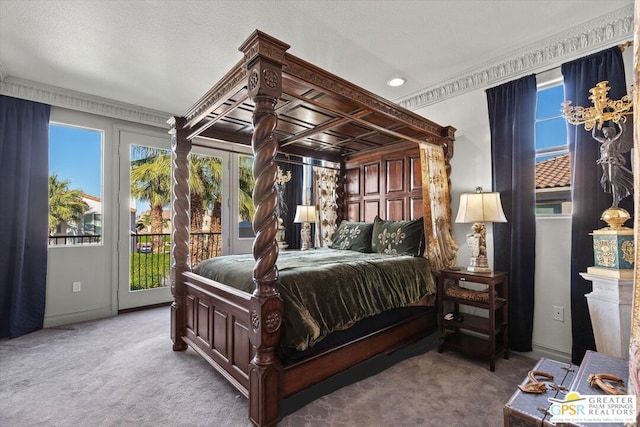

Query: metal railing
[48,231,223,290]
[129,232,222,290]
[49,234,102,245]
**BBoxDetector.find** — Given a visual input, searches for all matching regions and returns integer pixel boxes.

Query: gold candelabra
[275,167,292,248]
[562,80,634,229]
[561,81,633,131]
[276,167,292,185]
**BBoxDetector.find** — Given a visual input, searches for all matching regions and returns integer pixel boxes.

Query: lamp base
[300,222,312,250]
[467,255,492,273]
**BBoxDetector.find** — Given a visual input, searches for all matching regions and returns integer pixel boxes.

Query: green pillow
[329,221,374,252]
[371,216,425,256]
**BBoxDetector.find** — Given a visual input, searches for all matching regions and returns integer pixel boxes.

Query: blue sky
[49,125,161,214]
[536,84,567,153]
[49,124,102,198]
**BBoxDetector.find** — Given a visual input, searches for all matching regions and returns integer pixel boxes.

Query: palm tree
[189,154,222,263]
[238,155,255,222]
[189,154,222,231]
[131,147,255,256]
[48,174,89,235]
[130,147,171,252]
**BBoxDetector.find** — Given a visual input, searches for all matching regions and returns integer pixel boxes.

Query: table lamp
[294,205,316,250]
[455,187,507,272]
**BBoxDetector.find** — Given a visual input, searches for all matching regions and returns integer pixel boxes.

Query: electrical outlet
[553,305,564,322]
[72,281,81,293]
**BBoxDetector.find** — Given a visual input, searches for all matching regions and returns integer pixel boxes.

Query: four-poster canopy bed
[168,30,457,426]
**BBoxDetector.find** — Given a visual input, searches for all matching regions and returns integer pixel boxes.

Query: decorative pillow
[329,221,374,252]
[371,216,425,256]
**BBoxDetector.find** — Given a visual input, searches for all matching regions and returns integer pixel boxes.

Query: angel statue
[592,120,633,208]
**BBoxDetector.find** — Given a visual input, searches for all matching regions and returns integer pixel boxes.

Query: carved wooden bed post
[239,30,290,427]
[170,116,190,351]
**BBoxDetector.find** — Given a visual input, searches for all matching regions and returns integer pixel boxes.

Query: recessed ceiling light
[387,77,406,87]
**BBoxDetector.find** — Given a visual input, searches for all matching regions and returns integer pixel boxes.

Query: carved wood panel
[346,168,360,196]
[386,158,404,193]
[233,320,251,377]
[364,163,380,195]
[386,199,405,220]
[347,201,360,222]
[198,300,211,346]
[411,197,423,220]
[410,156,422,191]
[186,294,195,332]
[364,200,380,222]
[214,308,229,360]
[344,144,422,222]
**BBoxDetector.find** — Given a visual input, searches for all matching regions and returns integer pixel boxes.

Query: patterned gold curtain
[419,142,458,272]
[312,166,339,247]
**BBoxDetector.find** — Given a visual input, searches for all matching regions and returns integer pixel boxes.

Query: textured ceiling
[0,0,633,117]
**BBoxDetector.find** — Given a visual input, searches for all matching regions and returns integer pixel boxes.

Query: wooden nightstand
[437,269,509,371]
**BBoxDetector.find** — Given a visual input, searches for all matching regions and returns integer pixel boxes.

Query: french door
[118,131,253,310]
[118,130,173,310]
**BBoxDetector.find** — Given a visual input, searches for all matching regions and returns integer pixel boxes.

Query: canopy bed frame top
[169,30,456,427]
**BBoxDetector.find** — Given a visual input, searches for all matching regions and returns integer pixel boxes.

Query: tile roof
[536,153,571,189]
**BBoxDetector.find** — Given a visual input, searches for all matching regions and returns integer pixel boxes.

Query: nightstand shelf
[442,312,505,335]
[443,295,507,310]
[437,269,509,371]
[441,331,505,359]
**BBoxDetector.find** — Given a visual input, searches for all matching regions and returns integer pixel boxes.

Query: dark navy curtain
[276,161,303,249]
[0,96,50,338]
[561,47,631,364]
[486,75,537,352]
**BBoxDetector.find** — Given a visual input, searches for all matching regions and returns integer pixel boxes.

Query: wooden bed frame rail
[178,269,437,403]
[182,272,253,397]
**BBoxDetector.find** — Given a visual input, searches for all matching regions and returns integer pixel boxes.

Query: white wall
[44,107,168,327]
[533,216,572,361]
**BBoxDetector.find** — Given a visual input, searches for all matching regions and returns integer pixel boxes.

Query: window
[535,82,571,215]
[48,123,103,245]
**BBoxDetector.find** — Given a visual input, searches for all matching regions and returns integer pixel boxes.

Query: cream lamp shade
[455,188,507,272]
[294,205,317,250]
[293,205,317,223]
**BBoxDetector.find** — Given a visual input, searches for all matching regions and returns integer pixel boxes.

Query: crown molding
[397,5,634,110]
[0,76,171,128]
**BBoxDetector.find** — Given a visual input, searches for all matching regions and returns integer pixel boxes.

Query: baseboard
[118,301,171,314]
[43,307,115,328]
[513,343,571,364]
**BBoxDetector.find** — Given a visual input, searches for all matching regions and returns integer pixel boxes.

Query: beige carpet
[0,306,535,426]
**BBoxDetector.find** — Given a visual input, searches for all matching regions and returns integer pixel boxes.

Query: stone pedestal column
[580,272,633,359]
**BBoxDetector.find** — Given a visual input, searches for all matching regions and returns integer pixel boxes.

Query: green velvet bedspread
[194,248,435,351]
